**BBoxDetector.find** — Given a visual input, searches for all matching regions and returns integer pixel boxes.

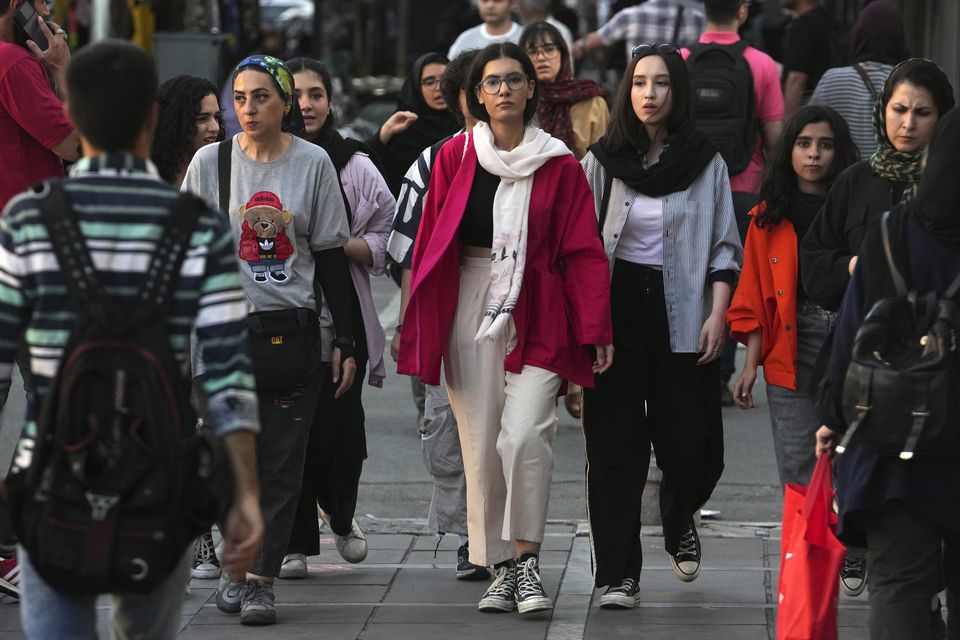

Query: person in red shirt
[0,0,80,212]
[727,105,856,487]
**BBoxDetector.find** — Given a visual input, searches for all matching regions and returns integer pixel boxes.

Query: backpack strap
[217,139,232,216]
[945,266,960,299]
[597,167,615,236]
[880,210,908,296]
[852,64,878,101]
[671,5,685,44]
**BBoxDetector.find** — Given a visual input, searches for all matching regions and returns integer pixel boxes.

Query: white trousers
[445,256,563,566]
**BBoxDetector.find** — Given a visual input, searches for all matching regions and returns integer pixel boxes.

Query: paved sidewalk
[0,519,882,639]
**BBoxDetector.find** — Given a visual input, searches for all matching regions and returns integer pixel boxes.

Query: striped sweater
[0,154,258,473]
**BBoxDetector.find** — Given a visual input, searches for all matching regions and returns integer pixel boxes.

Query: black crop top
[459,162,500,248]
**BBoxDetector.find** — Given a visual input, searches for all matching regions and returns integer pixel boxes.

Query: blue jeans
[19,546,190,639]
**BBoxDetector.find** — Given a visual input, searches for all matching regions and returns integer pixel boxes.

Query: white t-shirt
[614,193,663,265]
[448,22,523,59]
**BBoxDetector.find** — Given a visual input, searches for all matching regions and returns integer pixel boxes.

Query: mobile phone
[13,1,49,52]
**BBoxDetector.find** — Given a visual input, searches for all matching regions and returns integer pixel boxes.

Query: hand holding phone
[14,1,49,52]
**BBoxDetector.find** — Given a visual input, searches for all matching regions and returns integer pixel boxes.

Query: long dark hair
[286,57,336,143]
[756,105,857,228]
[603,48,696,155]
[466,42,540,124]
[152,75,223,184]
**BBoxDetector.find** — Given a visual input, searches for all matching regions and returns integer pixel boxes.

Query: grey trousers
[765,303,835,487]
[420,377,468,535]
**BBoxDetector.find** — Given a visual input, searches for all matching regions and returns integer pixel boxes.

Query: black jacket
[800,161,907,310]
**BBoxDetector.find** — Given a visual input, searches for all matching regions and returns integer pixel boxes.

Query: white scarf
[471,122,571,342]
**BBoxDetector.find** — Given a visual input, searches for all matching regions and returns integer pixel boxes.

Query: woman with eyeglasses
[398,41,613,615]
[519,21,607,161]
[580,42,742,609]
[366,53,460,197]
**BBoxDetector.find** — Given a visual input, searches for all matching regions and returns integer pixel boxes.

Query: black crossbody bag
[218,140,321,391]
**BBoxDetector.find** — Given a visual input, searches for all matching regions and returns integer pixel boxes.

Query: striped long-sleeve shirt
[0,154,258,473]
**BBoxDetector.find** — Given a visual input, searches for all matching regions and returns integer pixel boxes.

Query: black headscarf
[379,53,460,196]
[589,129,717,198]
[912,107,960,244]
[850,1,906,65]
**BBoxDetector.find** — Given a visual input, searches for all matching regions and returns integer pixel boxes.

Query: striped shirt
[597,0,706,60]
[811,61,893,161]
[0,154,258,473]
[582,151,742,353]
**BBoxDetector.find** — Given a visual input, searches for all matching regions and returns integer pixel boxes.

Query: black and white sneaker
[478,562,517,613]
[599,577,640,609]
[456,542,491,581]
[191,531,221,579]
[515,553,553,614]
[839,555,866,597]
[670,522,701,582]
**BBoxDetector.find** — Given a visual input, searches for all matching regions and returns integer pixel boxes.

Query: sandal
[564,383,582,419]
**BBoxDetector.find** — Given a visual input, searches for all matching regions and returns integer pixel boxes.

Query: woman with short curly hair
[152,75,224,186]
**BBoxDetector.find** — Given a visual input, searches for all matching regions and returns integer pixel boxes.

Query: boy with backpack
[683,0,784,405]
[0,41,263,638]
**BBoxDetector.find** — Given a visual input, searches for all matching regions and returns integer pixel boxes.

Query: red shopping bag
[776,453,847,640]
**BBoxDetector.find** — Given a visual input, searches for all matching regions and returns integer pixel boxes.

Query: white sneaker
[279,553,308,579]
[320,508,368,563]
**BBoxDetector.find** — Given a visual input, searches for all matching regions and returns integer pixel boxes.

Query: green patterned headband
[234,55,294,114]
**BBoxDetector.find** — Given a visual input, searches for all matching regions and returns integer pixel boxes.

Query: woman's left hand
[816,425,839,459]
[592,344,614,374]
[697,312,726,365]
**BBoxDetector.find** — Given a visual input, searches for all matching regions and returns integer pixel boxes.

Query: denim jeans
[19,546,190,639]
[765,303,835,487]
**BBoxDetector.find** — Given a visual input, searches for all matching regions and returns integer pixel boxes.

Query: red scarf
[536,68,606,149]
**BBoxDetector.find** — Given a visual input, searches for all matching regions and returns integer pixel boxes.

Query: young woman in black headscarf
[367,53,461,197]
[816,105,960,640]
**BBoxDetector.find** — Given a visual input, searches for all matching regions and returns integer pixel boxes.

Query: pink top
[0,43,73,211]
[682,32,784,195]
[397,133,612,388]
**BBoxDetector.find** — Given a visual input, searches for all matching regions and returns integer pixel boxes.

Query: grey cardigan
[581,151,743,353]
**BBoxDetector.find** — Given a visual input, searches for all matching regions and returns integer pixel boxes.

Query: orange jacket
[727,203,800,390]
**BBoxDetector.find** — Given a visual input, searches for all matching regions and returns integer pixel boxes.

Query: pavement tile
[274,565,396,585]
[268,584,389,604]
[178,621,367,639]
[589,604,767,626]
[371,603,518,624]
[359,621,549,640]
[356,534,416,550]
[584,623,769,639]
[190,603,374,625]
[306,549,409,564]
[621,570,768,605]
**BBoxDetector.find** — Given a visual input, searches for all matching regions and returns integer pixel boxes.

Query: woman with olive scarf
[802,58,956,312]
[183,55,356,627]
[579,43,741,609]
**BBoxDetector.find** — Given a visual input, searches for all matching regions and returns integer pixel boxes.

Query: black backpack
[686,41,757,177]
[6,181,232,595]
[838,210,960,460]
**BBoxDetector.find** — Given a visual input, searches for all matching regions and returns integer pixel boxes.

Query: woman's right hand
[379,111,418,145]
[848,255,858,275]
[733,365,758,409]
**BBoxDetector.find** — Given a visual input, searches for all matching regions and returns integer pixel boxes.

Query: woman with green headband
[182,54,358,627]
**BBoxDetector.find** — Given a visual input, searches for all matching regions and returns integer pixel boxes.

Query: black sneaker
[515,553,553,614]
[456,542,491,581]
[839,555,866,597]
[599,577,640,609]
[191,531,221,579]
[478,562,517,613]
[670,522,701,582]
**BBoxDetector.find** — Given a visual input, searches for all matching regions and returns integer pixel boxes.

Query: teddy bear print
[238,191,294,283]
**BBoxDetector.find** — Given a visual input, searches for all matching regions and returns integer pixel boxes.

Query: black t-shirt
[782,6,833,96]
[459,162,500,248]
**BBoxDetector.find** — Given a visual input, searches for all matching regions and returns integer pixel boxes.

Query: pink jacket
[397,133,612,388]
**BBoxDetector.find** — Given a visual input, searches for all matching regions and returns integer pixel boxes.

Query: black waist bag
[6,182,233,596]
[247,307,321,392]
[839,211,960,460]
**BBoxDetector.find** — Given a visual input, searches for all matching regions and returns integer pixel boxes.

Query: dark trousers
[288,335,368,553]
[582,260,724,587]
[862,502,960,640]
[719,191,758,384]
[249,373,325,577]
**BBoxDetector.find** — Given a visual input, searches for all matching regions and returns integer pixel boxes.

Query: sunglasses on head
[631,43,681,58]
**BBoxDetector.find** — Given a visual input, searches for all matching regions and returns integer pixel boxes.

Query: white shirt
[448,22,523,59]
[614,192,663,266]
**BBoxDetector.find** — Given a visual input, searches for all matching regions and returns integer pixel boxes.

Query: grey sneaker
[478,562,517,612]
[240,579,276,626]
[215,574,246,614]
[515,553,552,614]
[320,509,368,563]
[279,553,308,579]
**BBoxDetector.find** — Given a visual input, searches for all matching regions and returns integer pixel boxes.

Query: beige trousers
[444,256,563,566]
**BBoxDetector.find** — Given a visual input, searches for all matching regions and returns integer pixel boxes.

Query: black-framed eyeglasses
[525,43,560,59]
[478,73,529,95]
[420,76,442,89]
[631,42,681,58]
